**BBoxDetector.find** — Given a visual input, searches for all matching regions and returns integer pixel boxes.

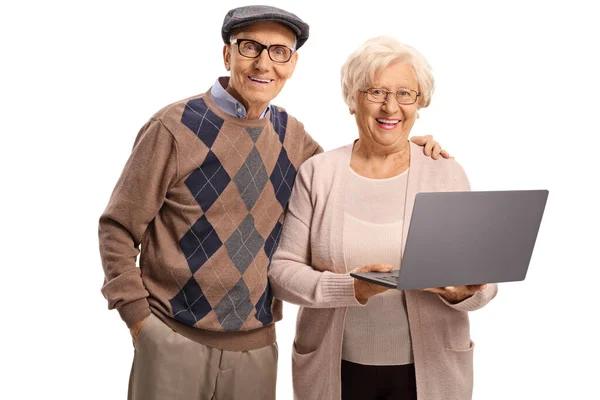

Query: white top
[342,167,414,365]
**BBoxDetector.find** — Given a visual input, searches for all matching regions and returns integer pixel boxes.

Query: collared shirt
[210,76,271,119]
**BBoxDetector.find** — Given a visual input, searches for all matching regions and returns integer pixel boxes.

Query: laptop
[350,190,548,290]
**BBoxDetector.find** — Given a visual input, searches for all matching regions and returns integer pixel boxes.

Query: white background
[1,0,599,399]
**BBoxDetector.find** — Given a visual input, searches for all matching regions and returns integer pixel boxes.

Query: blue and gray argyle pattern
[169,99,296,331]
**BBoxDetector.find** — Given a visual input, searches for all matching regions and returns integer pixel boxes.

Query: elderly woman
[269,36,498,400]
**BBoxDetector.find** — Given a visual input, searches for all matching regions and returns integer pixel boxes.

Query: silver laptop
[350,190,548,290]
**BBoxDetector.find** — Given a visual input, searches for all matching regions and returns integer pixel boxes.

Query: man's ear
[223,45,231,71]
[286,51,299,78]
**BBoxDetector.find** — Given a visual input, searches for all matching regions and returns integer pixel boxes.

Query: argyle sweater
[99,91,322,351]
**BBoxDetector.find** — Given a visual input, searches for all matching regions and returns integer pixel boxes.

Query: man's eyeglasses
[231,39,295,63]
[360,88,421,105]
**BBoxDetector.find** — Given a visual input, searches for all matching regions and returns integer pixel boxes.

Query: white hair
[340,36,435,109]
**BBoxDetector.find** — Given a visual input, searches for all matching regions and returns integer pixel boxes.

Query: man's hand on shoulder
[410,135,452,160]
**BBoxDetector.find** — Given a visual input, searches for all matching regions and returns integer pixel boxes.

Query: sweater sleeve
[269,162,363,309]
[436,159,499,311]
[98,118,178,327]
[302,126,324,160]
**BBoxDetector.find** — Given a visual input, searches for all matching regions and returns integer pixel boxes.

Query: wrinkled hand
[129,317,148,343]
[421,284,487,304]
[353,264,394,304]
[410,135,452,160]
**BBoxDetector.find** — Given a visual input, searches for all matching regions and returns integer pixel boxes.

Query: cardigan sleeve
[269,161,363,309]
[436,159,499,311]
[437,283,499,312]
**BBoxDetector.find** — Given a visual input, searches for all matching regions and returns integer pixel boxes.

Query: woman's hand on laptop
[353,264,393,304]
[421,284,487,304]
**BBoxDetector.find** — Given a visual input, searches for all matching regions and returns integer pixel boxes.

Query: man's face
[223,21,298,111]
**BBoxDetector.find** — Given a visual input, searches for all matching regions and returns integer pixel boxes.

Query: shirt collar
[210,76,271,119]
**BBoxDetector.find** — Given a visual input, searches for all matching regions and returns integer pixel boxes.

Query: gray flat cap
[222,5,309,49]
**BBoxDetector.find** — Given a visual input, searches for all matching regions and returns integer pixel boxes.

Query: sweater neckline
[202,89,272,129]
[349,167,409,182]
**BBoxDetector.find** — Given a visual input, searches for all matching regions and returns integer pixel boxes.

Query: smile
[375,118,401,131]
[248,76,274,84]
[375,118,400,125]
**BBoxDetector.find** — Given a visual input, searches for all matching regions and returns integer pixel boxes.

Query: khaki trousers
[128,313,278,400]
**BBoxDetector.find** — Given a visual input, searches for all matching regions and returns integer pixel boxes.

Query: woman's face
[354,62,420,151]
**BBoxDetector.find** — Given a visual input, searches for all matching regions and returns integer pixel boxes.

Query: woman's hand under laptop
[353,264,394,304]
[420,285,487,304]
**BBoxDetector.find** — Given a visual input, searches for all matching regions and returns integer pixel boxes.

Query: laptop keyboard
[379,275,399,284]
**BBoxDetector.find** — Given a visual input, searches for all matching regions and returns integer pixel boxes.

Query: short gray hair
[340,36,435,109]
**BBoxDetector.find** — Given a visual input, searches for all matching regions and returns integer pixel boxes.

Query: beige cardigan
[269,142,498,400]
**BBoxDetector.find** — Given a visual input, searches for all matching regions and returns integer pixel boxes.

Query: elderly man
[98,5,447,400]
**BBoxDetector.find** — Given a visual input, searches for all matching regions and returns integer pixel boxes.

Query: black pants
[341,360,417,400]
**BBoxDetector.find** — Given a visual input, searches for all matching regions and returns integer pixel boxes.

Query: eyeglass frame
[230,38,296,63]
[359,88,421,105]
